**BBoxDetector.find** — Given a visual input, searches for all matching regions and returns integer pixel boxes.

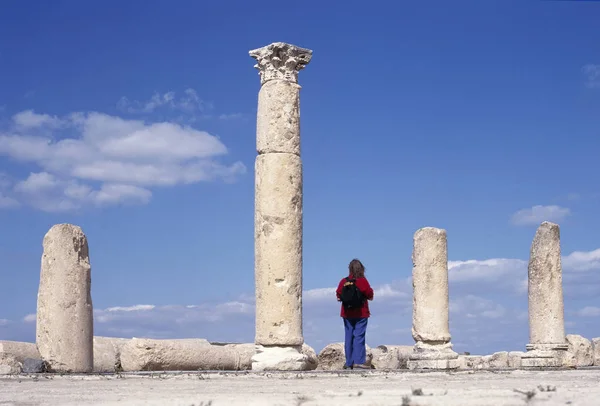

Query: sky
[0,0,599,355]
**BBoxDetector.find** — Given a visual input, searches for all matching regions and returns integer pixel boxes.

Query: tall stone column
[407,227,459,370]
[36,224,93,372]
[249,42,313,371]
[522,221,568,367]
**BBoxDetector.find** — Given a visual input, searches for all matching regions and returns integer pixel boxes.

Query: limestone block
[257,80,301,155]
[564,335,594,367]
[219,343,256,370]
[22,358,48,373]
[457,355,483,370]
[481,352,509,369]
[592,338,600,366]
[0,341,40,362]
[508,351,526,368]
[37,224,93,373]
[521,350,562,368]
[0,353,21,375]
[371,345,413,370]
[251,345,312,371]
[527,222,566,348]
[412,227,451,344]
[302,343,318,370]
[316,342,373,370]
[119,338,255,371]
[93,337,130,372]
[255,153,303,346]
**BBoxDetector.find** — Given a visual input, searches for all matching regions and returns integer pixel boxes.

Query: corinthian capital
[249,42,313,85]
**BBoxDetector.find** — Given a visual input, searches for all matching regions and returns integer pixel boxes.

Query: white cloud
[0,319,10,326]
[12,110,63,130]
[105,305,156,312]
[0,193,19,208]
[577,306,600,317]
[563,249,600,272]
[22,314,36,323]
[510,205,571,226]
[0,110,245,211]
[582,64,600,88]
[117,89,211,115]
[450,295,507,319]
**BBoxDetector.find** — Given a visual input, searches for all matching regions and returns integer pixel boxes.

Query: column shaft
[36,224,93,373]
[255,153,303,346]
[408,227,458,370]
[527,221,567,350]
[411,227,451,344]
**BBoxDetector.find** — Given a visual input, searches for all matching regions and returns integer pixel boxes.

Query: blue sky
[0,0,599,354]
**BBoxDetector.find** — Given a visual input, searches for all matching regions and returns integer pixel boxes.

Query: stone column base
[521,343,568,368]
[251,345,311,371]
[407,342,459,370]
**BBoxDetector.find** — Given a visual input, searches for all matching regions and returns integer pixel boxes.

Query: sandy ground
[1,368,599,406]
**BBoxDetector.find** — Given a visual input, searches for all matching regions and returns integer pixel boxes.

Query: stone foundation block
[0,341,40,362]
[251,345,312,371]
[316,342,373,370]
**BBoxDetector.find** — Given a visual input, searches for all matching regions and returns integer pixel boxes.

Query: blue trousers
[343,317,368,367]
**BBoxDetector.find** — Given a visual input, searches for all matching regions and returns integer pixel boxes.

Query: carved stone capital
[249,42,312,85]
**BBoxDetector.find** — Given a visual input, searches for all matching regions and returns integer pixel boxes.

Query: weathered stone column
[36,224,93,372]
[407,227,458,370]
[249,42,312,371]
[522,221,568,367]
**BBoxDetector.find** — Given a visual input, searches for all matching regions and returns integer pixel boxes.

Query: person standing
[336,258,374,370]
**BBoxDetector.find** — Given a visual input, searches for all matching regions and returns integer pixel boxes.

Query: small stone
[301,343,319,370]
[251,345,312,371]
[22,358,47,373]
[565,335,594,367]
[0,353,21,375]
[592,338,600,366]
[457,355,483,370]
[481,352,509,369]
[508,351,526,368]
[371,345,413,370]
[316,342,373,370]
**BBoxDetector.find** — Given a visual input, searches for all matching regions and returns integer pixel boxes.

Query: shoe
[342,364,353,370]
[353,364,371,369]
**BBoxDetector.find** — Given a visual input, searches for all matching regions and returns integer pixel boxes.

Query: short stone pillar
[249,42,312,371]
[36,224,93,372]
[407,227,459,370]
[522,221,568,367]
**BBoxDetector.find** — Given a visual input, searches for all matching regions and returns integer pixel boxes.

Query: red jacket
[336,276,374,318]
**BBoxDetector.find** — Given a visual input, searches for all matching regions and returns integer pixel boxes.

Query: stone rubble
[592,337,600,366]
[316,342,373,370]
[562,334,594,367]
